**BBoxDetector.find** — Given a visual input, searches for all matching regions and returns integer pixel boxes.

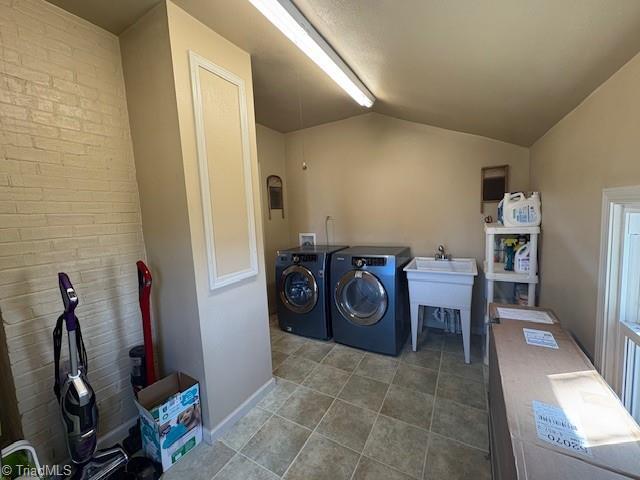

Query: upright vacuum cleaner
[53,273,128,480]
[121,261,162,480]
[123,261,156,455]
[129,261,156,394]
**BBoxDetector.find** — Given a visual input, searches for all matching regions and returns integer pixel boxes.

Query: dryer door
[335,270,388,326]
[280,265,318,314]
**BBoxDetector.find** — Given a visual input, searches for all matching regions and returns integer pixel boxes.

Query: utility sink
[408,257,479,276]
[404,257,478,363]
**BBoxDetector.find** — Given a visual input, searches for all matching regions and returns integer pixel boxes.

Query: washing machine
[276,245,348,340]
[330,246,411,355]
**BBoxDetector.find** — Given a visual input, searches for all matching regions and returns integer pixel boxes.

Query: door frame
[595,185,640,392]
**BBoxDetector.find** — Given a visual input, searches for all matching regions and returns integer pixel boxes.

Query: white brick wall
[0,0,146,463]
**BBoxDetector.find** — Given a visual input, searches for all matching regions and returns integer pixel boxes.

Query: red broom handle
[137,260,156,386]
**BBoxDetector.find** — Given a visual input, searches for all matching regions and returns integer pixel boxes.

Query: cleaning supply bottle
[503,238,518,271]
[515,243,531,273]
[500,192,541,227]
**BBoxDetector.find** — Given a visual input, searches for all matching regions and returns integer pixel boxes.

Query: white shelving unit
[483,223,541,362]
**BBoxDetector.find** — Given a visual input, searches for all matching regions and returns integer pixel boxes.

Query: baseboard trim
[203,377,275,444]
[98,416,137,449]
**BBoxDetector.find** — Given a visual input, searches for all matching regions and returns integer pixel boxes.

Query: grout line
[280,351,367,479]
[272,404,470,475]
[421,333,443,480]
[212,449,281,479]
[348,455,363,480]
[428,431,490,454]
[272,377,435,434]
[436,396,488,415]
[208,445,237,480]
[220,409,275,453]
[375,411,430,434]
[227,346,315,474]
[263,329,488,478]
[439,369,486,385]
[353,351,403,479]
[270,411,362,456]
[220,411,418,480]
[269,411,313,433]
[351,352,401,384]
[238,450,284,478]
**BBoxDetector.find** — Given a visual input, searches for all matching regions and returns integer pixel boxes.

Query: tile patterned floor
[162,318,491,480]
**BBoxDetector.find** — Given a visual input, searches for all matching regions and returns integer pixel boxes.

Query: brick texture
[0,0,146,463]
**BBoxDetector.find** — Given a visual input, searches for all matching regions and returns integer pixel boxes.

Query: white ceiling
[48,0,640,146]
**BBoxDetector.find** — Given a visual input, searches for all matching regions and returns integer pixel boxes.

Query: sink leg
[410,302,419,351]
[417,305,424,332]
[461,308,471,364]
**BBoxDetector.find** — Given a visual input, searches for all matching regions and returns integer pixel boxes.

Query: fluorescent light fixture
[248,0,375,108]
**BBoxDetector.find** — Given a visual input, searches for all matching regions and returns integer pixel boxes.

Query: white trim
[202,377,275,444]
[596,185,640,389]
[189,50,259,291]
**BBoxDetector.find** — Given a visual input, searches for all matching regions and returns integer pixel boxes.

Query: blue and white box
[136,372,202,471]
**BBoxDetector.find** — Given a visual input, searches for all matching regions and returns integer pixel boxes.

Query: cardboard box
[488,304,640,479]
[136,372,202,471]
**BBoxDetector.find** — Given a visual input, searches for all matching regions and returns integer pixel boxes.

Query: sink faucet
[435,244,452,261]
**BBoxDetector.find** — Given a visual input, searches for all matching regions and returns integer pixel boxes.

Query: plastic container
[503,238,518,271]
[515,243,531,273]
[129,345,147,394]
[1,440,41,479]
[499,192,541,227]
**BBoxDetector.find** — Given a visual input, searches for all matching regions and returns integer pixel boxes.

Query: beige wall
[284,112,530,327]
[122,0,272,434]
[531,51,640,357]
[257,124,290,314]
[0,0,146,462]
[120,2,205,395]
[166,1,272,430]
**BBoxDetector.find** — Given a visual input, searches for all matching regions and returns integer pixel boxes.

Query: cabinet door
[190,51,258,290]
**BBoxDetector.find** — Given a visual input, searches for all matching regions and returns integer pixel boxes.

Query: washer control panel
[281,253,318,265]
[352,256,387,267]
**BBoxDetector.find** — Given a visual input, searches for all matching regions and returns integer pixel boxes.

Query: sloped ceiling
[46,0,160,36]
[47,0,640,146]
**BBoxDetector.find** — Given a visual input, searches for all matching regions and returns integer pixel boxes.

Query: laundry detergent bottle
[501,192,541,227]
[514,243,531,273]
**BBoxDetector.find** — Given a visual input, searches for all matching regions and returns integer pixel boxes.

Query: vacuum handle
[136,260,156,386]
[58,272,78,331]
[137,260,152,293]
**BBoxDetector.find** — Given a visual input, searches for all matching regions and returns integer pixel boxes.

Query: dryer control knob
[355,258,366,268]
[293,255,300,264]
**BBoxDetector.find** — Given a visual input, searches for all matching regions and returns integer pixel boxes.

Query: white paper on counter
[523,328,559,349]
[496,307,554,324]
[532,400,592,457]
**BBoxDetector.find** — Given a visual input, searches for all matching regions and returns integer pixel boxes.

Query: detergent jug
[514,243,531,273]
[500,192,541,227]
